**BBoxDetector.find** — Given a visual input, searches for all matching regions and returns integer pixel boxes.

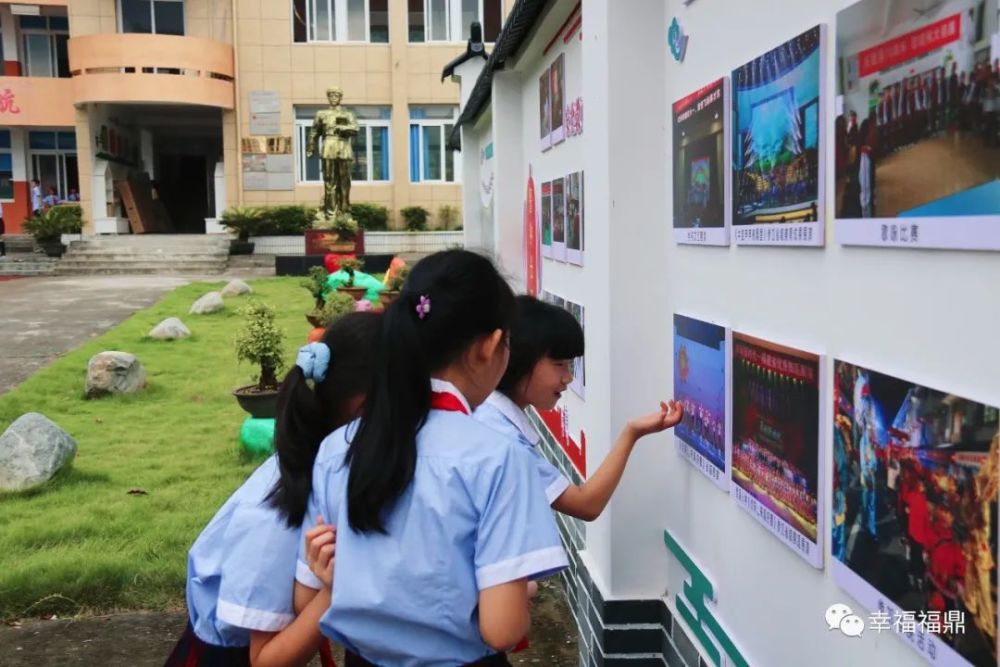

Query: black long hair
[268,311,382,527]
[497,295,584,397]
[345,250,515,534]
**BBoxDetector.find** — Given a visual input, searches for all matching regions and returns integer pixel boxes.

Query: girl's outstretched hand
[626,400,684,438]
[305,516,337,589]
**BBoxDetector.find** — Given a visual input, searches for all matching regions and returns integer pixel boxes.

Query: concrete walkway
[0,276,196,395]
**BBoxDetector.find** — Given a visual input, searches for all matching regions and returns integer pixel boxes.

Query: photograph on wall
[673,78,731,245]
[731,332,824,567]
[567,300,586,399]
[552,176,567,261]
[832,359,998,667]
[541,180,553,259]
[540,67,552,151]
[551,53,567,145]
[674,315,730,491]
[835,0,1000,251]
[566,171,584,265]
[732,25,826,246]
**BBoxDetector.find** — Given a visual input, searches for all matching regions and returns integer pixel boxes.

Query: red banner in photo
[856,13,960,78]
[537,407,586,477]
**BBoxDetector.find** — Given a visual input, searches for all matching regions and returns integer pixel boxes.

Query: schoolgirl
[296,250,567,666]
[166,311,382,667]
[474,295,682,521]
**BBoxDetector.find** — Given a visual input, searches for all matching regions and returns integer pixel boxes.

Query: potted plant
[337,257,367,301]
[220,206,262,255]
[23,204,83,257]
[306,290,355,340]
[306,210,365,255]
[301,265,330,316]
[232,301,285,419]
[379,266,408,308]
[437,205,460,231]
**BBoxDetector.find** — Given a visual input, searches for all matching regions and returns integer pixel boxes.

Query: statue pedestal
[304,229,365,255]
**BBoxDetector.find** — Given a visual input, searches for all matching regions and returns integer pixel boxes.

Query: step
[55,265,226,276]
[59,259,226,271]
[63,250,229,259]
[78,236,230,246]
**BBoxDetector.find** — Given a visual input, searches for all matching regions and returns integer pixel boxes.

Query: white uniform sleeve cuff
[546,477,571,505]
[295,559,324,590]
[476,545,568,589]
[216,599,294,632]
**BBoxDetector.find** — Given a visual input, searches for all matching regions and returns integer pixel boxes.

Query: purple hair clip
[415,295,431,320]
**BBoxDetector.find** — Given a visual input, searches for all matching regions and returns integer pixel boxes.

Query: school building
[0,0,515,235]
[452,0,999,666]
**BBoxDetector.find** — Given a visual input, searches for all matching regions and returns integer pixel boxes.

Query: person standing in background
[30,178,41,216]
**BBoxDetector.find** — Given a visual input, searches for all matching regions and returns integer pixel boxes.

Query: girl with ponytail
[167,311,381,667]
[295,250,568,667]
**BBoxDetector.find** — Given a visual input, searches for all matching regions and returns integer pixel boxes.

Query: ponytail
[346,250,515,534]
[268,311,382,527]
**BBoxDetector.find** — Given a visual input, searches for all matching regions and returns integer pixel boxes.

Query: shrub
[256,205,316,236]
[234,301,286,391]
[220,206,263,242]
[437,205,460,230]
[400,206,429,231]
[350,202,390,231]
[301,266,329,308]
[23,205,83,243]
[387,266,409,292]
[340,257,365,286]
[311,290,356,328]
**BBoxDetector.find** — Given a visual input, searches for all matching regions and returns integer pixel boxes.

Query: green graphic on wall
[663,530,750,667]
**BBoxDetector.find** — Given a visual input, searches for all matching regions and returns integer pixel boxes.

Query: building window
[29,130,78,201]
[119,0,184,36]
[19,16,69,78]
[293,0,389,43]
[295,107,391,183]
[409,106,459,183]
[0,131,12,201]
[409,0,502,43]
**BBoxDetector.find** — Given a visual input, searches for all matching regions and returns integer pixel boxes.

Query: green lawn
[0,278,317,620]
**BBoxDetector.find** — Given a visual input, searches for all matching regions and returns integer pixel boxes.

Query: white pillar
[92,159,129,234]
[0,5,19,72]
[140,129,155,179]
[10,127,27,182]
[205,160,227,234]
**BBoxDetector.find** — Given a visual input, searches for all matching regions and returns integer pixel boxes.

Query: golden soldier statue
[306,87,359,215]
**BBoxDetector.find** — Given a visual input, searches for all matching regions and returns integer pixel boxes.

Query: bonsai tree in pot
[24,204,83,257]
[379,265,408,308]
[337,257,367,301]
[301,265,330,313]
[306,290,355,342]
[232,300,286,419]
[220,206,263,255]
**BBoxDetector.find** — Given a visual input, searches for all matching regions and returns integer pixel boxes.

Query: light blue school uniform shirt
[298,379,568,667]
[473,391,571,505]
[187,455,323,647]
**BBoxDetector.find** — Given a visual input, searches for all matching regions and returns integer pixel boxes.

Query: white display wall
[463,0,999,665]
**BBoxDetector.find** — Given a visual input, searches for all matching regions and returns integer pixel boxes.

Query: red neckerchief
[430,391,469,415]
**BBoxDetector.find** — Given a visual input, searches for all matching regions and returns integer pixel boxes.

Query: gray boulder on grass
[189,291,225,314]
[0,413,77,491]
[86,351,146,398]
[148,317,191,340]
[221,279,253,297]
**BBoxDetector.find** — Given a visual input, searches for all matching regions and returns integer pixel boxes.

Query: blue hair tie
[296,342,331,382]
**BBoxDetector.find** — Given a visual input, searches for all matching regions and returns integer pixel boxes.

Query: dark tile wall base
[528,411,705,667]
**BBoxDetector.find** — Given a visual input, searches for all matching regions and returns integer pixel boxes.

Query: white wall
[464,0,999,665]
